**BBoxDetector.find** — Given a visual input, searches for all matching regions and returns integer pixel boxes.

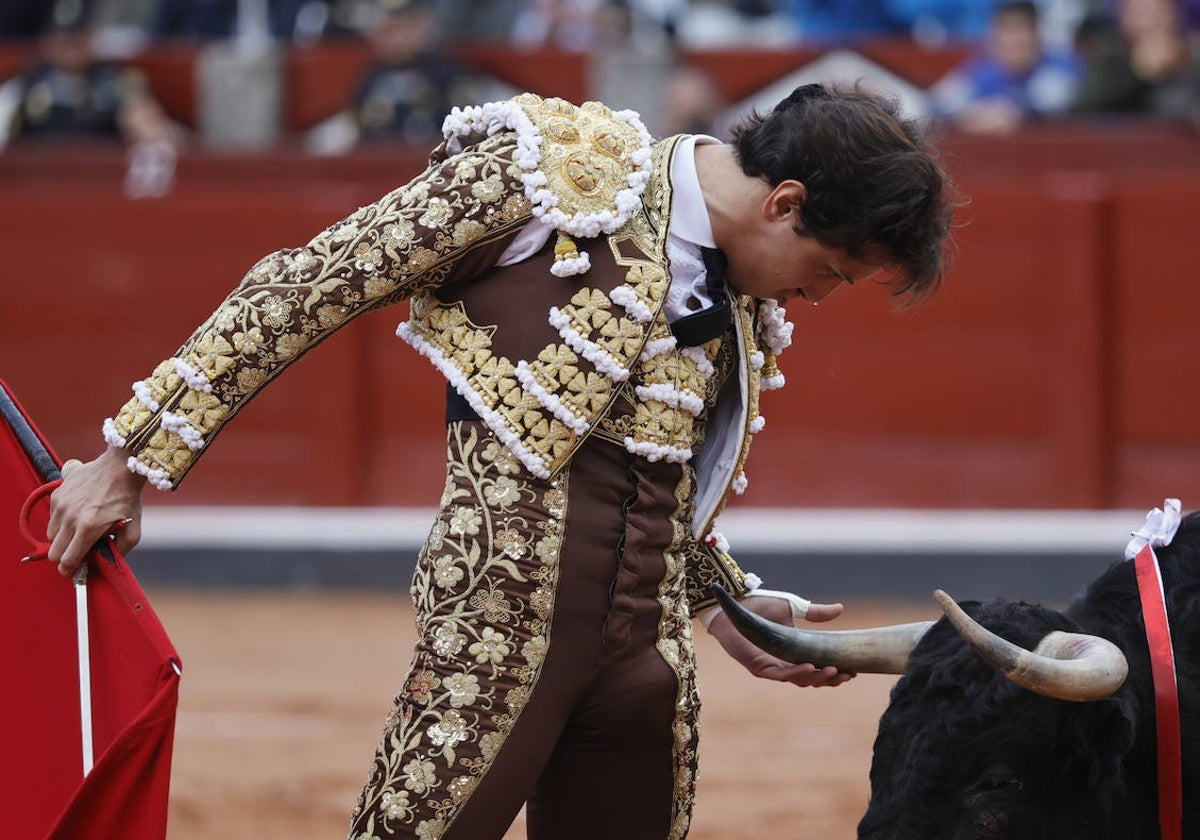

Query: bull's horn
[933,589,1128,702]
[712,585,934,674]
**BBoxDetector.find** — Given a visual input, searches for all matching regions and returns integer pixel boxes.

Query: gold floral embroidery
[564,370,612,416]
[114,131,532,488]
[657,452,703,840]
[140,427,195,474]
[348,424,570,839]
[176,390,228,432]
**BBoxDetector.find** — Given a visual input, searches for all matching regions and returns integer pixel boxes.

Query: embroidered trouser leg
[347,423,699,840]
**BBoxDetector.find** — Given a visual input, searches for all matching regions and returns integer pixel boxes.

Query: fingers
[44,452,144,576]
[60,458,84,478]
[112,517,141,556]
[803,602,845,624]
[50,518,137,577]
[755,659,857,688]
[53,528,95,578]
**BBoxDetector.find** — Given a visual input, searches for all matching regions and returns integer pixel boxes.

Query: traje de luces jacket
[102,94,795,612]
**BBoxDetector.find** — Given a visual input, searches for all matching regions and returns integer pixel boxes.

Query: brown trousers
[347,422,699,840]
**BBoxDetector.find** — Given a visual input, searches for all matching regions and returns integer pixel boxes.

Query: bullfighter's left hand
[706,595,856,688]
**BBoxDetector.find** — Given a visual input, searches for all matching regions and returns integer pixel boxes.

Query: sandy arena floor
[153,591,936,839]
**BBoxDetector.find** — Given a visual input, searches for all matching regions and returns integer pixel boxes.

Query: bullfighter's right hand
[707,594,856,689]
[47,446,146,577]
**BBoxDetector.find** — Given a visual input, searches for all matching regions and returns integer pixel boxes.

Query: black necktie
[669,246,733,347]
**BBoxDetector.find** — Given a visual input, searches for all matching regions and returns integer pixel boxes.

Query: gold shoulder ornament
[441,93,654,277]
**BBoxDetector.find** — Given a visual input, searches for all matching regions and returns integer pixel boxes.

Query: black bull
[717,510,1199,839]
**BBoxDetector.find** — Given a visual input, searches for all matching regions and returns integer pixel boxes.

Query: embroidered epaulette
[441,93,653,277]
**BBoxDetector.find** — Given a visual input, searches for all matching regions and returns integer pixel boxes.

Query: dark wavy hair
[731,83,959,303]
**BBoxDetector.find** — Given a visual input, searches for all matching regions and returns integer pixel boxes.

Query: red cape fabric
[1,379,180,840]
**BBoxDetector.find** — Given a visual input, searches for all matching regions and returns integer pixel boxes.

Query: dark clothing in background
[0,0,54,38]
[353,55,475,144]
[151,0,316,40]
[10,61,133,140]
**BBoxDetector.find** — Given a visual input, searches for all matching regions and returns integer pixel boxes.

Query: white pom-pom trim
[398,322,551,479]
[749,351,765,372]
[704,530,730,553]
[132,381,160,412]
[548,307,630,382]
[160,411,205,451]
[515,362,591,435]
[127,456,172,490]
[639,336,678,361]
[680,346,716,379]
[173,358,213,393]
[609,285,655,323]
[749,416,766,434]
[757,300,794,356]
[102,418,127,448]
[732,471,749,495]
[761,373,786,391]
[623,437,692,463]
[635,383,704,416]
[550,252,591,277]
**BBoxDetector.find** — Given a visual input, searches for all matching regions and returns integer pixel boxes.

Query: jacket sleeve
[104,131,532,489]
[682,536,753,616]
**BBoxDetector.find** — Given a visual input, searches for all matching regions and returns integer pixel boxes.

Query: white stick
[74,564,93,777]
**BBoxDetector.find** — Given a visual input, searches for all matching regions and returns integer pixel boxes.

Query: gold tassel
[761,352,781,380]
[554,230,580,263]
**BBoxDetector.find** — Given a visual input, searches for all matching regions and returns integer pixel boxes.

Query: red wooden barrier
[3,127,1200,509]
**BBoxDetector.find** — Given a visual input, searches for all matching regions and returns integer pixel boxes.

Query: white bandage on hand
[748,588,811,625]
[698,588,812,630]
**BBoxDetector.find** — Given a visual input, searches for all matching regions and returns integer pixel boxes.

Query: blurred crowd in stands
[1,0,1198,161]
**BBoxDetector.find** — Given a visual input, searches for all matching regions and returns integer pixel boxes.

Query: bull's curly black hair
[731,83,961,304]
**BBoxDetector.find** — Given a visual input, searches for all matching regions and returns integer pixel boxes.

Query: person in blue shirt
[884,0,999,42]
[785,0,903,42]
[931,0,1081,134]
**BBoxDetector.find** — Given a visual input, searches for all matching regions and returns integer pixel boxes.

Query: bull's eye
[964,772,1026,809]
[971,774,1025,797]
[981,776,1023,792]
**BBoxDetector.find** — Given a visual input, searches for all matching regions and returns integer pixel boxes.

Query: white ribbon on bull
[1124,497,1182,561]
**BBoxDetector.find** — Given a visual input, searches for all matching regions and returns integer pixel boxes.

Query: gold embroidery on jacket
[399,142,678,479]
[659,467,702,840]
[517,94,642,219]
[112,132,532,487]
[348,424,569,839]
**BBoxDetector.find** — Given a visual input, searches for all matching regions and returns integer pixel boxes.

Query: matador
[46,85,955,839]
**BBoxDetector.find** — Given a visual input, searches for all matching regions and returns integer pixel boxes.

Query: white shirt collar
[668,134,721,250]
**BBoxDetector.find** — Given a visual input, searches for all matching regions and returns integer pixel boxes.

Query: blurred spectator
[784,0,902,42]
[883,0,1087,47]
[307,0,503,153]
[885,0,998,43]
[0,0,181,148]
[510,0,629,51]
[658,63,732,138]
[353,0,483,142]
[431,0,526,41]
[1072,0,1200,123]
[151,0,332,42]
[931,0,1081,134]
